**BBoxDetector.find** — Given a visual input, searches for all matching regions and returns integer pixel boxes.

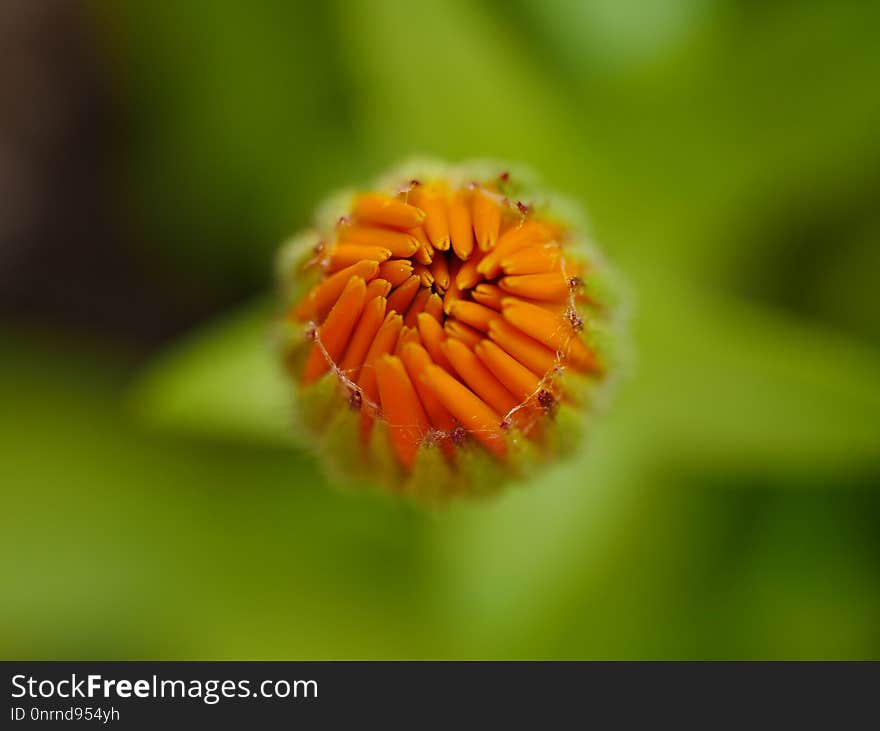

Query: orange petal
[442,268,463,315]
[412,263,435,288]
[499,273,571,302]
[447,300,500,332]
[407,226,434,264]
[448,190,475,260]
[293,260,378,322]
[501,298,596,371]
[500,244,561,275]
[420,365,507,459]
[352,193,425,229]
[498,294,567,316]
[477,220,558,278]
[386,274,421,315]
[410,184,450,251]
[424,293,444,322]
[472,187,503,252]
[326,244,391,272]
[471,283,504,310]
[444,320,483,349]
[378,259,413,287]
[302,276,367,385]
[375,355,429,469]
[430,253,450,291]
[416,242,434,265]
[395,324,422,353]
[400,342,456,433]
[441,338,518,416]
[357,311,404,436]
[365,277,392,300]
[487,318,558,376]
[474,339,541,401]
[408,225,430,247]
[339,225,419,257]
[403,286,432,328]
[416,312,452,371]
[454,248,485,290]
[339,295,387,381]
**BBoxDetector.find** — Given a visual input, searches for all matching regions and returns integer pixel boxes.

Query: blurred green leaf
[630,266,880,471]
[129,298,293,447]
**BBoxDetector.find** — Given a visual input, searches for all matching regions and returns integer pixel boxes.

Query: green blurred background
[2,0,879,659]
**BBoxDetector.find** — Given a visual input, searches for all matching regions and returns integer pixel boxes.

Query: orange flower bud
[277,160,624,501]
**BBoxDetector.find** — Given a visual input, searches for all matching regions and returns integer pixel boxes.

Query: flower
[277,160,623,500]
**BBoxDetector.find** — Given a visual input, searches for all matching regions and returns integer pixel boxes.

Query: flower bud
[277,160,624,501]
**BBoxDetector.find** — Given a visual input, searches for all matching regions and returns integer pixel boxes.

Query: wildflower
[277,160,622,500]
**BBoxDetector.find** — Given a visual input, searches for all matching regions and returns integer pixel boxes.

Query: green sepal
[407,442,457,503]
[295,372,343,439]
[317,400,369,491]
[364,418,404,492]
[455,442,510,499]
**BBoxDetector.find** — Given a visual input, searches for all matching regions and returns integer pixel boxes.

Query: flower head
[277,160,622,500]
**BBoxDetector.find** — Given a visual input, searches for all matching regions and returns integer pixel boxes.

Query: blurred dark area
[0,0,183,347]
[0,3,114,332]
[0,1,348,349]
